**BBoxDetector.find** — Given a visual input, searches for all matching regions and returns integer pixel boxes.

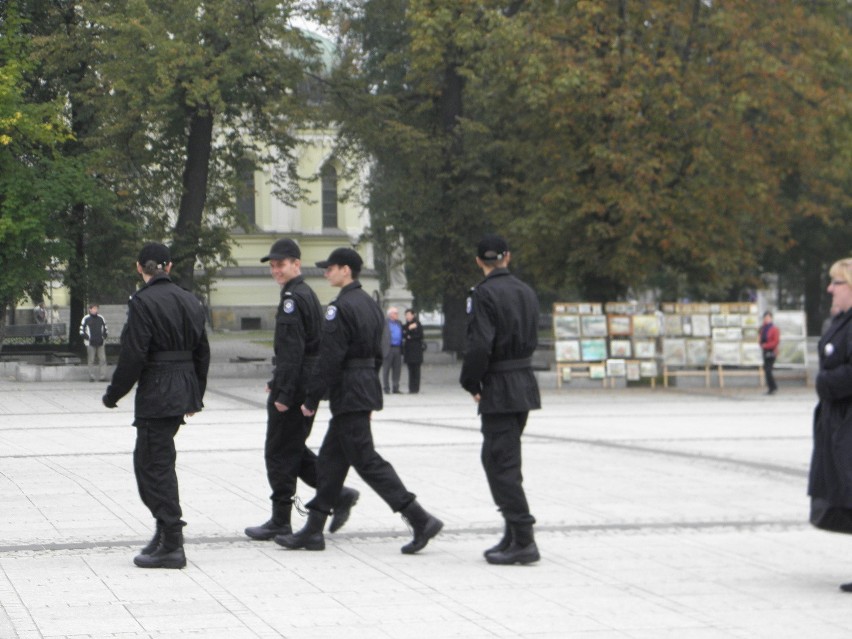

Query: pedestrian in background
[809,257,852,592]
[460,234,541,565]
[245,238,359,542]
[402,308,424,394]
[276,248,443,554]
[80,303,108,381]
[382,306,403,393]
[759,311,780,395]
[102,242,210,569]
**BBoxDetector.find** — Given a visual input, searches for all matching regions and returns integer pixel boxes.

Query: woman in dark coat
[402,309,424,394]
[808,257,852,592]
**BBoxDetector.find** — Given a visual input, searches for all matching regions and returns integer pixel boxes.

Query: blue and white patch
[282,299,296,314]
[325,305,338,321]
[825,342,835,357]
[466,296,473,315]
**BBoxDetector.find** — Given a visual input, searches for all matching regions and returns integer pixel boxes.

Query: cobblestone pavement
[1,358,851,638]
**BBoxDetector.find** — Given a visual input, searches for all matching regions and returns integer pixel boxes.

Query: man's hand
[473,394,481,404]
[301,404,316,417]
[102,394,117,409]
[274,402,288,413]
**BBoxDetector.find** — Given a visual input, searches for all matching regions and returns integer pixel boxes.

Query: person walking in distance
[759,311,780,395]
[382,307,403,393]
[460,234,541,565]
[402,309,424,394]
[245,238,359,541]
[80,303,109,381]
[102,242,210,569]
[275,248,443,554]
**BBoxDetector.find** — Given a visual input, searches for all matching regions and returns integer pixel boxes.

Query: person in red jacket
[759,311,780,395]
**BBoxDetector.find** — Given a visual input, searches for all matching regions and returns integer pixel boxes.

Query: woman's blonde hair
[829,258,852,287]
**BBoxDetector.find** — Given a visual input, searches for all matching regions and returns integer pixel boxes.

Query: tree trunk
[804,256,825,336]
[67,202,87,349]
[170,107,214,290]
[441,289,468,354]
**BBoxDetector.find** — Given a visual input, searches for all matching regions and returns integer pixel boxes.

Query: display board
[554,301,807,387]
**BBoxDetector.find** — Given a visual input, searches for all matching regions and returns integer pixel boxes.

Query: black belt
[344,358,376,369]
[488,357,532,373]
[148,350,193,362]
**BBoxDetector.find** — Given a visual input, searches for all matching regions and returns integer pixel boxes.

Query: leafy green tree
[87,0,326,290]
[329,0,850,348]
[0,5,76,349]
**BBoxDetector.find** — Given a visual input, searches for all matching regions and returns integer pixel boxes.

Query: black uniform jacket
[304,281,384,416]
[459,268,541,414]
[105,273,210,420]
[269,275,322,407]
[403,319,424,365]
[809,310,852,506]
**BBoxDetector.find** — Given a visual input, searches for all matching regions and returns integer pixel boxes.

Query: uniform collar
[483,267,511,283]
[142,272,172,288]
[283,274,304,291]
[339,280,362,295]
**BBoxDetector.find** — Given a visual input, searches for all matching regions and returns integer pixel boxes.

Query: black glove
[102,394,117,409]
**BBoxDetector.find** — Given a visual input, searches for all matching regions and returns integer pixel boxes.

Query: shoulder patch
[466,296,473,315]
[282,299,296,314]
[325,305,338,321]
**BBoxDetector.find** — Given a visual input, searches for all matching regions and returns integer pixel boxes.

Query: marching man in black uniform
[460,234,541,565]
[275,247,443,554]
[102,242,210,569]
[245,238,359,541]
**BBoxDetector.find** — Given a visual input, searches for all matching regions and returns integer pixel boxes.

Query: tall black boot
[140,521,163,556]
[245,501,292,540]
[134,528,187,569]
[483,522,512,559]
[274,510,327,551]
[400,501,443,555]
[486,523,540,565]
[329,487,360,533]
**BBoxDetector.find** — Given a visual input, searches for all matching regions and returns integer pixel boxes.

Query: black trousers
[308,411,414,514]
[763,351,777,391]
[481,412,535,526]
[406,363,421,393]
[265,401,318,505]
[134,417,185,533]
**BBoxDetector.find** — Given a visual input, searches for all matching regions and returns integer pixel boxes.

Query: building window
[321,163,338,229]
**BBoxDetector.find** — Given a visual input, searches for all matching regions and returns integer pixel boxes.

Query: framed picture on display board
[712,340,741,365]
[607,315,632,336]
[685,339,709,367]
[773,311,807,338]
[632,315,660,337]
[691,314,711,337]
[663,338,686,366]
[640,360,658,378]
[580,338,607,361]
[664,315,683,336]
[555,340,581,362]
[589,364,606,379]
[741,342,763,366]
[609,339,632,358]
[626,360,641,381]
[633,339,656,359]
[581,315,608,337]
[606,359,627,377]
[777,340,806,365]
[554,315,581,339]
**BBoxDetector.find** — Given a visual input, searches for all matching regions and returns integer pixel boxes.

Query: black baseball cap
[138,242,171,267]
[316,247,363,272]
[260,238,301,262]
[477,234,509,261]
